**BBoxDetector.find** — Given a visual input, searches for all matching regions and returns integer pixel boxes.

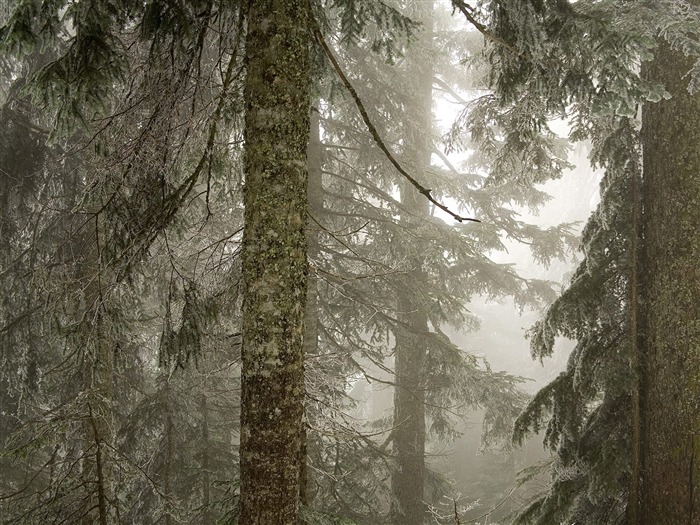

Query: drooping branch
[310,17,480,223]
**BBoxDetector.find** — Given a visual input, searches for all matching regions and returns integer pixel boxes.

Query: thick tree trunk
[639,35,700,525]
[391,5,433,525]
[238,0,310,522]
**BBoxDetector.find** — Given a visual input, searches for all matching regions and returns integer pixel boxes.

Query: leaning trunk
[238,0,310,522]
[639,34,700,525]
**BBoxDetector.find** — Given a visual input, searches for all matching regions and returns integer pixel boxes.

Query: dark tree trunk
[627,141,642,525]
[80,218,113,525]
[391,5,434,524]
[639,33,700,525]
[238,0,310,522]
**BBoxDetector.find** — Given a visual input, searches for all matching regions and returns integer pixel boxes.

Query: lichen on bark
[238,0,311,523]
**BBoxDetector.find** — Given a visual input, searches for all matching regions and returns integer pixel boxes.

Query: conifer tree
[303,3,576,522]
[639,32,700,525]
[1,2,246,523]
[456,1,700,523]
[238,0,310,522]
[390,4,434,523]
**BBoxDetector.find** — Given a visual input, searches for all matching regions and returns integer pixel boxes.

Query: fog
[5,0,692,524]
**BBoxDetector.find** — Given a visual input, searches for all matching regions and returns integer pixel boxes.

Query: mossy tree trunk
[391,5,433,524]
[238,0,310,522]
[639,33,700,525]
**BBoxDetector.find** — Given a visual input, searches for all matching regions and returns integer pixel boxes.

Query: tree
[303,3,576,522]
[639,34,700,525]
[237,0,310,523]
[0,2,246,524]
[390,3,434,523]
[463,1,700,523]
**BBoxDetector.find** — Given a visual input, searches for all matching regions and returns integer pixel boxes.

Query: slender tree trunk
[201,392,215,525]
[164,387,174,525]
[391,5,433,524]
[238,0,310,522]
[639,34,700,525]
[627,133,642,525]
[81,218,113,525]
[300,108,323,510]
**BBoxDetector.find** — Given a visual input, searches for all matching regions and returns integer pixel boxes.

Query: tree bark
[639,34,700,525]
[628,118,643,525]
[161,379,175,525]
[238,0,310,522]
[391,5,434,524]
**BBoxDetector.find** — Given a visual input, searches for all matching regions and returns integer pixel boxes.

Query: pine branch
[311,17,480,223]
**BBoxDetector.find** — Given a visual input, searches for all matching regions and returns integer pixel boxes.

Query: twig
[463,486,517,523]
[311,17,480,223]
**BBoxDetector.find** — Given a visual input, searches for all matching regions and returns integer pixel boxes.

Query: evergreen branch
[450,0,522,58]
[311,17,480,223]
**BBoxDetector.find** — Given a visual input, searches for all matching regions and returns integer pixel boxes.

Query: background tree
[303,2,578,523]
[1,2,246,523]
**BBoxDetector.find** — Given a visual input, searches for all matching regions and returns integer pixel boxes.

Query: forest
[1,0,699,524]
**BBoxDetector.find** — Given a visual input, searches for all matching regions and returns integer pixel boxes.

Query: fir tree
[453,1,700,523]
[303,2,576,522]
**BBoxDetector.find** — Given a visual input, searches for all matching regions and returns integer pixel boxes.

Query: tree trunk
[391,5,433,524]
[627,144,642,525]
[300,108,323,510]
[164,385,174,525]
[80,218,113,525]
[238,0,310,522]
[639,34,700,525]
[201,392,215,525]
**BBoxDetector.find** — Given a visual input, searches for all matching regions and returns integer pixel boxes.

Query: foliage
[450,1,699,523]
[0,0,626,523]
